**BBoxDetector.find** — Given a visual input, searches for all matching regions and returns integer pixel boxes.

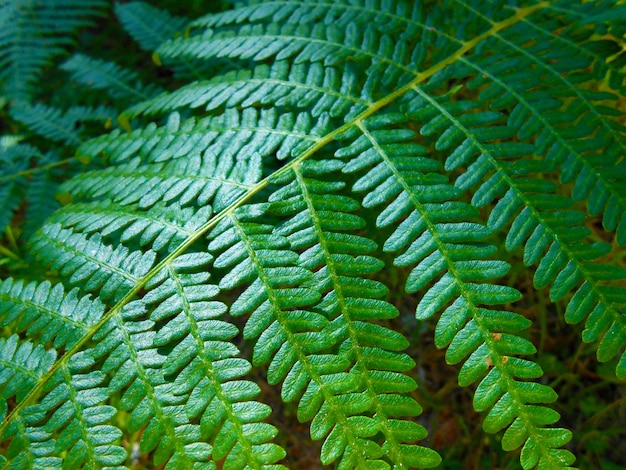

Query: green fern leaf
[401,74,626,379]
[448,7,626,245]
[545,0,626,93]
[79,107,325,168]
[34,360,126,469]
[29,224,157,302]
[114,1,204,80]
[0,335,55,406]
[0,278,104,350]
[123,61,367,120]
[21,152,62,239]
[208,207,401,468]
[0,335,57,468]
[48,201,212,254]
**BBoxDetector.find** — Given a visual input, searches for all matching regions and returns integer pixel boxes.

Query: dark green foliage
[10,103,114,147]
[61,54,163,104]
[0,0,108,102]
[0,1,625,469]
[0,142,37,232]
[115,1,189,53]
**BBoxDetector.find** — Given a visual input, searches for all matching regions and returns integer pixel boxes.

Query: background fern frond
[9,102,114,147]
[115,1,189,53]
[114,1,208,81]
[21,152,63,239]
[61,54,164,105]
[0,141,37,234]
[0,0,108,101]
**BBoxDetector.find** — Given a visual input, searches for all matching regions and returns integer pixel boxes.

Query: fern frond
[0,337,123,469]
[269,159,441,468]
[29,224,157,303]
[542,0,626,92]
[209,206,404,468]
[0,335,55,407]
[58,148,259,222]
[400,83,626,378]
[10,102,114,147]
[2,1,625,468]
[115,1,189,53]
[0,278,104,350]
[143,254,286,468]
[0,0,108,101]
[61,54,164,104]
[447,3,626,244]
[49,201,212,255]
[156,0,454,107]
[81,108,327,167]
[22,152,62,239]
[124,61,368,121]
[29,359,125,469]
[0,336,56,468]
[114,1,205,80]
[523,2,626,93]
[90,306,208,469]
[337,114,575,469]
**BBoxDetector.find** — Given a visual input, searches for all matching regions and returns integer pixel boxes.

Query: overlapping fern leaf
[257,159,438,467]
[114,1,208,80]
[1,99,118,246]
[1,0,625,469]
